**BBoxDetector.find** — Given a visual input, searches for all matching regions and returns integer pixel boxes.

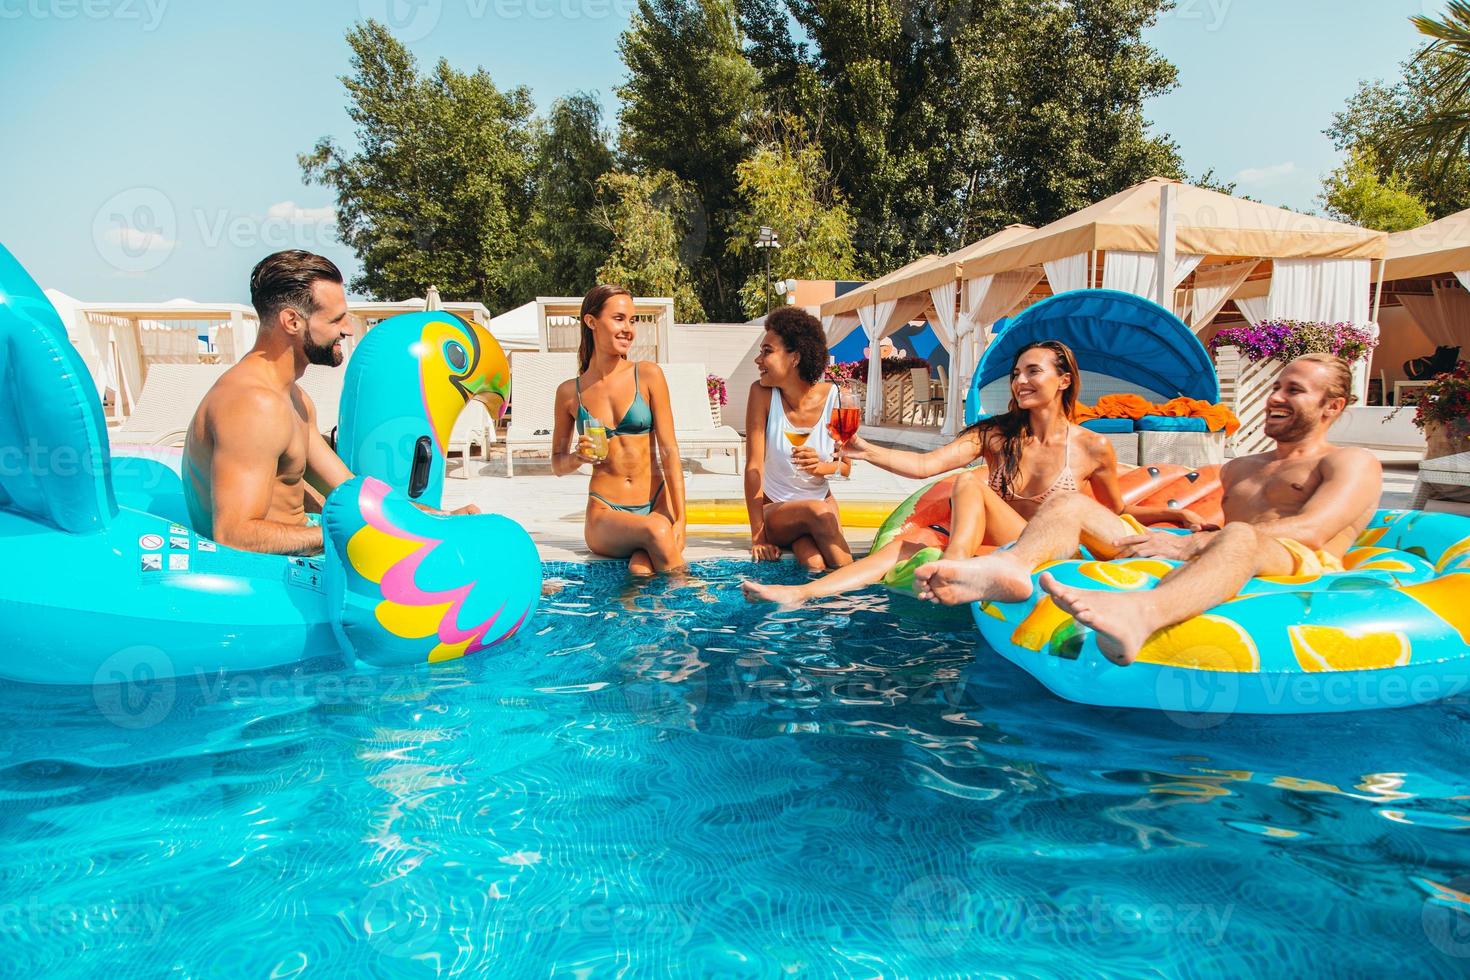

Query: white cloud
[1234,162,1297,185]
[104,226,174,251]
[266,200,336,223]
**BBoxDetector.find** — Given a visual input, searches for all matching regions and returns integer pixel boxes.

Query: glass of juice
[584,423,609,463]
[829,388,862,456]
[785,427,812,458]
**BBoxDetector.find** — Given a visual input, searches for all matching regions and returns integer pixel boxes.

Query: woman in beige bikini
[742,341,1195,605]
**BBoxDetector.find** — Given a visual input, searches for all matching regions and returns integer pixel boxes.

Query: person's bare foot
[740,579,810,607]
[1039,572,1158,666]
[913,554,1034,606]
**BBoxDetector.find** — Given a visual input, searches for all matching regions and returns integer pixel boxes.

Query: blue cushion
[1080,418,1135,434]
[1136,415,1209,433]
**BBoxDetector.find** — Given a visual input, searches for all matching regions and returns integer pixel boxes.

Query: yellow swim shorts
[1273,537,1345,576]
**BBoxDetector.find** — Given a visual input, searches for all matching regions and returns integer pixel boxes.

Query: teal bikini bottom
[590,482,665,517]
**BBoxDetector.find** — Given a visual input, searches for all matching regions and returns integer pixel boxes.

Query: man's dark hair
[250,250,343,325]
[764,306,828,384]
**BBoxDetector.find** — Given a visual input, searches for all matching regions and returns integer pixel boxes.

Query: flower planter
[1426,420,1470,460]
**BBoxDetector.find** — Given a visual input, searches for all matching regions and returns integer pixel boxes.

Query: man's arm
[1249,448,1382,550]
[209,390,324,555]
[299,387,354,499]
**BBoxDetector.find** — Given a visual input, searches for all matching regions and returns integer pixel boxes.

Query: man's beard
[1266,410,1318,444]
[304,333,343,367]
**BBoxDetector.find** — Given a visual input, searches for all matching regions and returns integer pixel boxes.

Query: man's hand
[1115,531,1195,560]
[1174,508,1218,532]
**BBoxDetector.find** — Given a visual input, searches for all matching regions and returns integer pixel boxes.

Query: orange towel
[1075,395,1241,435]
[1093,393,1154,420]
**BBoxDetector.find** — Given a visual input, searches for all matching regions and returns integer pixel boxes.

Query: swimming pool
[1,560,1467,976]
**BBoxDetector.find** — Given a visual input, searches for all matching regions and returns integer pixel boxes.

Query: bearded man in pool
[912,354,1383,667]
[184,250,476,555]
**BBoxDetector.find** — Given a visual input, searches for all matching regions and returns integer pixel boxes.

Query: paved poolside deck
[438,445,1426,565]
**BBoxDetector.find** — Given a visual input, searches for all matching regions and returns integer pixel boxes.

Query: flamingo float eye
[443,340,469,373]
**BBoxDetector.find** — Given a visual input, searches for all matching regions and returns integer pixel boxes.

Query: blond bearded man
[912,354,1383,667]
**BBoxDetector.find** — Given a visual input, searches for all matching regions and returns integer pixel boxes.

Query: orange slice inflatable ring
[873,467,1470,715]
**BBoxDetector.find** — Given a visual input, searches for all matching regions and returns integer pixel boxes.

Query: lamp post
[754,226,781,313]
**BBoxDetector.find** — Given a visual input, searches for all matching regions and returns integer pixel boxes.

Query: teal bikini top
[576,362,653,437]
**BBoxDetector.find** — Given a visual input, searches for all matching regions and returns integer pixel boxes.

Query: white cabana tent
[44,295,259,419]
[818,255,942,421]
[961,178,1388,336]
[488,301,550,351]
[1379,209,1470,355]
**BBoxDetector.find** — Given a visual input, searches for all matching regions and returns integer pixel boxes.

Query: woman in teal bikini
[552,285,687,574]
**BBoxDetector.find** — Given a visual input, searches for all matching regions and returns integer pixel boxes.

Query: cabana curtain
[822,312,861,348]
[947,268,1045,435]
[1189,260,1259,334]
[1042,253,1088,294]
[1400,280,1470,348]
[927,281,960,430]
[1268,258,1371,325]
[1101,251,1204,308]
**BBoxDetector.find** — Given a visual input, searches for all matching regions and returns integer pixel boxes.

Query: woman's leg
[584,502,684,574]
[943,470,1027,560]
[742,539,931,605]
[789,535,826,573]
[763,498,854,570]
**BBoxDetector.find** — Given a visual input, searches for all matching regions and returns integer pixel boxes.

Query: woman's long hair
[965,340,1081,499]
[578,284,634,373]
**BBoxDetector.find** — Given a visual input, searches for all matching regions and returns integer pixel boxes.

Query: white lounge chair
[109,364,227,448]
[504,352,578,477]
[662,362,744,471]
[449,400,497,479]
[1412,451,1470,514]
[298,364,345,445]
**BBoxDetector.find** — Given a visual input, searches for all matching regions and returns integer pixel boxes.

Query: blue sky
[0,0,1447,305]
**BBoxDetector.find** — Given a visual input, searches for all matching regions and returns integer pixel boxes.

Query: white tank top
[763,384,838,503]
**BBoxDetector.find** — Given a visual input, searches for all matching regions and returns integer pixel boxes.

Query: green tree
[737,0,1184,268]
[506,93,617,300]
[300,21,537,307]
[1320,147,1430,232]
[1396,1,1470,178]
[593,170,708,321]
[727,121,860,318]
[616,0,762,319]
[1329,43,1470,218]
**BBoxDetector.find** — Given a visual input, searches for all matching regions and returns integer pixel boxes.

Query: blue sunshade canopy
[969,289,1218,422]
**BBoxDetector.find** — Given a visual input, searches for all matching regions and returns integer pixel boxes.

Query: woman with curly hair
[741,306,854,572]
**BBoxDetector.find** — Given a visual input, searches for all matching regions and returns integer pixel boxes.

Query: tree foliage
[736,0,1184,270]
[616,0,761,319]
[727,120,860,318]
[506,93,616,299]
[1320,147,1431,232]
[593,170,708,321]
[1328,42,1470,219]
[300,20,536,307]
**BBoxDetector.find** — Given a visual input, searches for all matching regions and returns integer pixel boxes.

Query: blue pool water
[1,560,1468,977]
